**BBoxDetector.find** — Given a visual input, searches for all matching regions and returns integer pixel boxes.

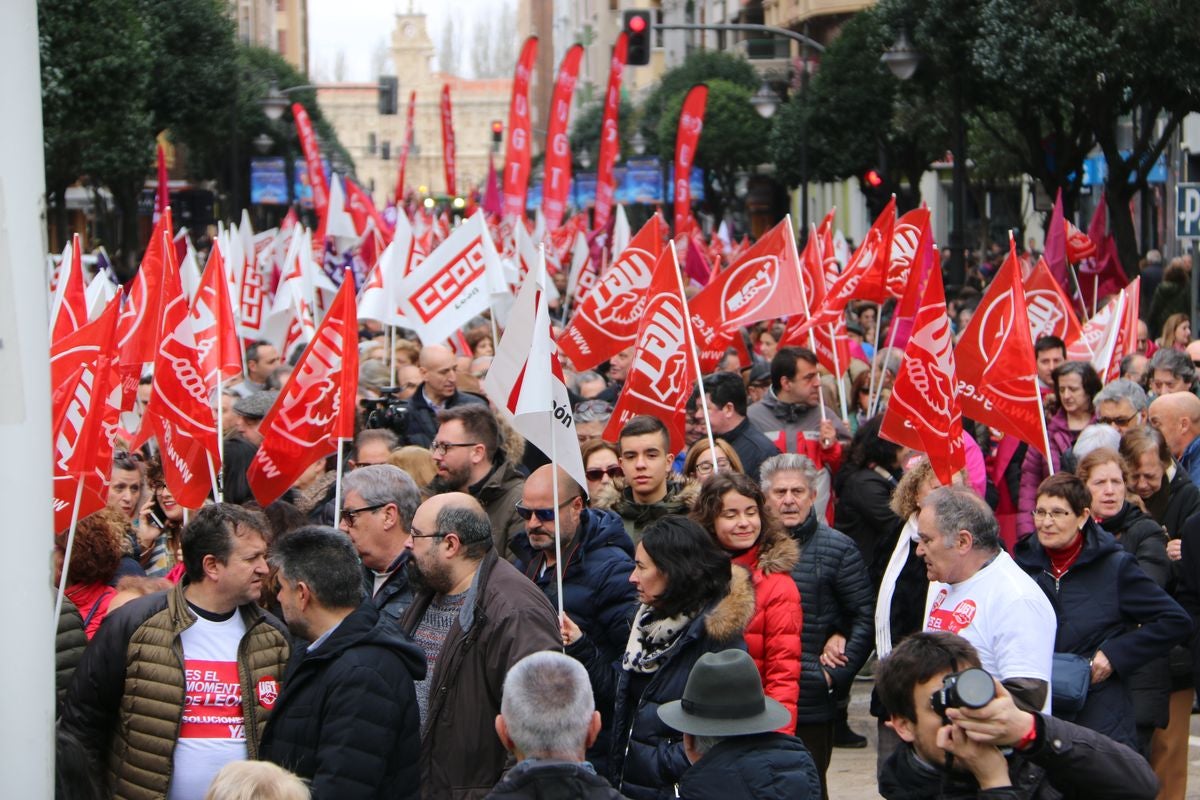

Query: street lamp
[577,147,592,170]
[881,28,966,290]
[750,82,781,119]
[261,82,289,121]
[252,134,274,155]
[631,131,647,156]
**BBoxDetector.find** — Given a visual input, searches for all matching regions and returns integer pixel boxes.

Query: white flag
[484,245,587,489]
[612,204,632,260]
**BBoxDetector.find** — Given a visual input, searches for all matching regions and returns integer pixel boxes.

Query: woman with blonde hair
[1158,312,1192,351]
[682,437,743,482]
[204,761,309,800]
[389,445,437,488]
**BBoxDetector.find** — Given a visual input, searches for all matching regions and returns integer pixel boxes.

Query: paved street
[829,679,1200,799]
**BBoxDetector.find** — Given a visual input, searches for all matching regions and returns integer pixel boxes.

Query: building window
[277,30,287,55]
[654,10,664,49]
[381,141,391,160]
[367,133,377,155]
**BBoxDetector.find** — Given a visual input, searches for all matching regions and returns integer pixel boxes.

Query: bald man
[1149,391,1200,486]
[398,493,559,799]
[404,344,486,449]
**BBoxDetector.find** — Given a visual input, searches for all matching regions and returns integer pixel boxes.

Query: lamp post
[882,29,965,289]
[750,82,780,119]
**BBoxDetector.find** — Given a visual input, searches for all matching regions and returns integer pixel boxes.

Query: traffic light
[624,10,652,66]
[491,120,504,148]
[378,76,398,115]
[863,168,884,188]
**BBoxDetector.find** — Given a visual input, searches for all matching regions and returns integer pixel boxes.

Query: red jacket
[732,526,803,730]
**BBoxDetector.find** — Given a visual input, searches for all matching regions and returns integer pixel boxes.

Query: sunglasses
[585,465,624,482]
[1098,413,1137,427]
[514,498,578,522]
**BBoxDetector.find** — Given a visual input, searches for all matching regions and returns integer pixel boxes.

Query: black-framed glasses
[514,498,578,522]
[1097,413,1137,427]
[341,503,387,526]
[430,440,479,456]
[585,465,624,482]
[694,459,731,476]
[408,524,445,540]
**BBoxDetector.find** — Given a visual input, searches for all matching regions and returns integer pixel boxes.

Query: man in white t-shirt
[917,486,1056,713]
[62,503,291,799]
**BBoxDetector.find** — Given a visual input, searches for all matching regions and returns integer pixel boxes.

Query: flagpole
[550,439,567,650]
[670,241,719,473]
[207,451,221,504]
[864,309,886,420]
[787,216,826,424]
[389,324,397,386]
[870,310,901,419]
[829,323,851,426]
[52,475,86,626]
[1092,274,1099,319]
[333,438,345,528]
[1035,372,1055,478]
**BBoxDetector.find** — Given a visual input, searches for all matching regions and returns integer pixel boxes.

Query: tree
[569,95,637,167]
[656,79,770,222]
[438,18,459,75]
[638,50,759,157]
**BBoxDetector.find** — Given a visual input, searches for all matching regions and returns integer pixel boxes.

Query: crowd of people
[52,246,1200,800]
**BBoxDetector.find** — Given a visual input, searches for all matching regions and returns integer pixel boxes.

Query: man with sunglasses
[340,465,423,622]
[1093,379,1149,435]
[511,465,637,775]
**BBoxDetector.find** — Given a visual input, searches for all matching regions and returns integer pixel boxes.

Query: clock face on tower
[402,22,416,39]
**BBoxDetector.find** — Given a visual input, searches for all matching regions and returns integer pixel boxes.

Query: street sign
[1178,183,1200,238]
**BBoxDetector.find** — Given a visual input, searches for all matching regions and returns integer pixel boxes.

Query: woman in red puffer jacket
[692,471,802,728]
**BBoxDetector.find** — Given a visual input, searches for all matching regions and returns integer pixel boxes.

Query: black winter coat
[676,733,819,800]
[1013,522,1191,749]
[586,570,755,800]
[363,557,413,622]
[484,760,627,800]
[721,417,781,482]
[403,385,486,449]
[832,465,902,584]
[1152,466,1200,538]
[787,512,875,724]
[879,713,1158,800]
[259,602,425,799]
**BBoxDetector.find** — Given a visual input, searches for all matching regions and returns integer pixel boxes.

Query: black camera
[361,387,410,440]
[931,667,996,719]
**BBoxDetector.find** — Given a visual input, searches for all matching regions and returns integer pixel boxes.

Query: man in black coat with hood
[260,526,426,799]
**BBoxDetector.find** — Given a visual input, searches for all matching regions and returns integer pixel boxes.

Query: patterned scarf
[621,603,695,674]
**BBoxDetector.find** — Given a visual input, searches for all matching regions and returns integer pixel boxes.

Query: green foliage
[638,50,759,156]
[569,95,637,167]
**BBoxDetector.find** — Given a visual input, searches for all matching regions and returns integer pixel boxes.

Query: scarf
[1048,533,1085,579]
[622,603,695,674]
[876,514,921,658]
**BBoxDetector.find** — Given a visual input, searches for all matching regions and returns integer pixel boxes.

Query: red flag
[483,152,502,217]
[51,295,122,533]
[134,230,221,509]
[684,234,711,287]
[116,209,174,409]
[558,215,669,371]
[440,84,457,197]
[247,272,359,507]
[1064,220,1096,263]
[542,44,585,230]
[1043,189,1072,298]
[503,37,538,218]
[602,244,697,452]
[395,90,416,202]
[673,85,708,235]
[883,218,936,353]
[816,209,840,289]
[1105,278,1141,383]
[50,233,89,344]
[155,142,169,223]
[810,318,853,377]
[191,241,243,390]
[293,102,329,220]
[1023,257,1085,347]
[594,33,627,233]
[880,264,965,486]
[955,240,1045,450]
[886,208,930,299]
[1076,193,1129,311]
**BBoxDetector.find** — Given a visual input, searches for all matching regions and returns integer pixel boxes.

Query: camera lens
[953,668,996,709]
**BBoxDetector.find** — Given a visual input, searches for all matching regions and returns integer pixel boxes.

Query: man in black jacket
[761,453,874,797]
[260,526,425,799]
[404,344,487,448]
[686,373,780,480]
[875,632,1157,800]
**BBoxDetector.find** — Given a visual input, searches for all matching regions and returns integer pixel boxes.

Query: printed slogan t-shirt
[923,550,1056,713]
[168,607,248,800]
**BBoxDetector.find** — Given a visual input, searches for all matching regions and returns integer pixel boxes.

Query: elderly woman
[1120,426,1200,544]
[1077,448,1170,586]
[682,437,743,483]
[581,439,623,501]
[1014,473,1190,750]
[691,473,801,729]
[1018,362,1101,537]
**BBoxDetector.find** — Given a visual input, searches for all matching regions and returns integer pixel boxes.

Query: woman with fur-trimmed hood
[692,472,802,730]
[569,515,755,799]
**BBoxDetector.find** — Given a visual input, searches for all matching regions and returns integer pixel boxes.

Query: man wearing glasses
[340,465,423,621]
[399,493,560,799]
[1093,379,1149,434]
[511,465,637,774]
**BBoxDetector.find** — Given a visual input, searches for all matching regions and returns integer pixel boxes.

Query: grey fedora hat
[657,649,790,736]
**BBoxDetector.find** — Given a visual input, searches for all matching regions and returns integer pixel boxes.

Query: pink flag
[440,84,457,197]
[483,152,503,217]
[293,103,329,220]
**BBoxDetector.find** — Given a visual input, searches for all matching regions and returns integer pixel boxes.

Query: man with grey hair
[573,399,612,446]
[260,526,425,799]
[340,464,422,621]
[1094,378,1149,434]
[761,453,873,796]
[400,493,560,799]
[487,652,623,799]
[918,486,1056,712]
[576,371,608,401]
[1150,347,1198,397]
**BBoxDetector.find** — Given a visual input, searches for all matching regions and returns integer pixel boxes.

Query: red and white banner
[602,244,697,452]
[673,84,708,236]
[191,242,243,391]
[293,103,329,220]
[880,262,965,486]
[594,34,627,233]
[248,271,358,507]
[50,233,88,344]
[558,215,668,372]
[440,84,457,197]
[395,89,417,202]
[1024,257,1084,347]
[117,210,174,409]
[503,36,538,218]
[542,44,585,230]
[887,208,930,300]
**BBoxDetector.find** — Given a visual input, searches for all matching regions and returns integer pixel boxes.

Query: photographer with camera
[876,631,1157,799]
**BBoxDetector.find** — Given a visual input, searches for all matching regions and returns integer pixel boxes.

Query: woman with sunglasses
[1014,473,1190,750]
[690,473,801,730]
[581,439,624,501]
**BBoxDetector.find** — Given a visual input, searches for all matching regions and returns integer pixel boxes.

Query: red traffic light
[864,169,884,188]
[628,14,647,33]
[491,120,503,134]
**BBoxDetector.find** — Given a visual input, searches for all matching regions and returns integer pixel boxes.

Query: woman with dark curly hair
[691,472,801,729]
[55,509,127,638]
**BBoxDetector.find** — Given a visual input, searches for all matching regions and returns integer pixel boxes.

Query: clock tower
[391,12,434,82]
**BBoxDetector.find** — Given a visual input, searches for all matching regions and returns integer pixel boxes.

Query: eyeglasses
[585,465,624,482]
[514,498,578,522]
[149,481,167,492]
[341,503,387,526]
[430,441,479,456]
[1031,508,1074,522]
[408,524,444,540]
[113,450,144,463]
[694,459,731,476]
[1098,413,1137,427]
